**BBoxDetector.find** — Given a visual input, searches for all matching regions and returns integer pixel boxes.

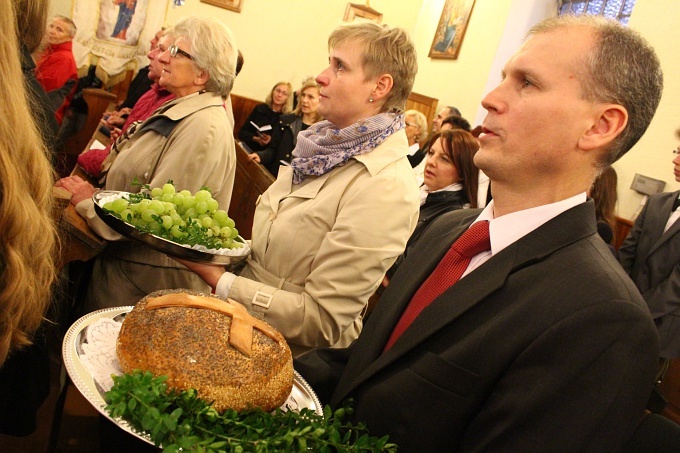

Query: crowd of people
[3,1,680,451]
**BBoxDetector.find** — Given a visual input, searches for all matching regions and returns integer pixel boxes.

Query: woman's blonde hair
[0,0,57,365]
[292,80,323,124]
[328,22,417,113]
[405,109,428,143]
[265,81,293,114]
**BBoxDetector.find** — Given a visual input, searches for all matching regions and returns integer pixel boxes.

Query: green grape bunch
[101,182,244,251]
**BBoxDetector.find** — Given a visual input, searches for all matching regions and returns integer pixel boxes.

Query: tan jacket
[227,130,420,356]
[76,91,236,311]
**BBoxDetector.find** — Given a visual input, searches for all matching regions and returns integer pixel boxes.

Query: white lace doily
[79,317,123,392]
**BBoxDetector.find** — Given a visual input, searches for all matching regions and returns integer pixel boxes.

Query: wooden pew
[406,91,439,131]
[661,359,680,425]
[614,215,634,250]
[56,88,118,178]
[230,93,262,139]
[228,142,275,240]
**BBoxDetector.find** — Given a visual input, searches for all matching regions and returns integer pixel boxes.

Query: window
[558,0,636,25]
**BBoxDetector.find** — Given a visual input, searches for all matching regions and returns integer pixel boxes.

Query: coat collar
[649,190,680,254]
[265,130,411,216]
[332,200,597,403]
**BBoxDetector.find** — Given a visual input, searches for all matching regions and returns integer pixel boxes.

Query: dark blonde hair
[429,129,480,208]
[292,80,323,124]
[328,22,417,113]
[0,0,57,365]
[590,166,618,240]
[15,0,49,52]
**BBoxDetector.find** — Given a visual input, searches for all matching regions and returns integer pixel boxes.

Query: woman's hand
[252,133,271,146]
[173,257,226,289]
[54,175,97,206]
[248,153,261,163]
[109,127,123,141]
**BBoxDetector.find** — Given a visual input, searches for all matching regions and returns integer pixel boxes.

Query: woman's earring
[369,96,374,103]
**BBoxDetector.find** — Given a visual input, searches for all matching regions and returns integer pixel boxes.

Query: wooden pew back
[230,93,262,139]
[228,142,275,240]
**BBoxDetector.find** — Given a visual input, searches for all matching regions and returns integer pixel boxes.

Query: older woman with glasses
[181,22,420,357]
[404,109,428,168]
[55,16,238,312]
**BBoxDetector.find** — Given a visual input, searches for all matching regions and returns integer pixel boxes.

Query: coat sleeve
[145,108,234,209]
[228,165,419,350]
[618,199,648,274]
[294,345,354,406]
[460,301,658,453]
[640,263,680,318]
[35,53,74,93]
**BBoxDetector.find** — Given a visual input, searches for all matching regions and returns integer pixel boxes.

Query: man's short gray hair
[529,14,663,166]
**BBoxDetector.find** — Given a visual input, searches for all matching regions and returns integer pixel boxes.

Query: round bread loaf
[116,289,293,412]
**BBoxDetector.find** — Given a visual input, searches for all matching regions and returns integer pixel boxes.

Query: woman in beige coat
[54,16,239,311]
[182,22,420,356]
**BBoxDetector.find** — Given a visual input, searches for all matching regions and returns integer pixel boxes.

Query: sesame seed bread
[116,289,294,412]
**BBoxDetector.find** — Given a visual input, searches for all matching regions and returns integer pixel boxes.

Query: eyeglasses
[405,123,417,127]
[169,44,193,60]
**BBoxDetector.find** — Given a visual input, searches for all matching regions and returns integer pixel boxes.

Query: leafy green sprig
[105,370,397,452]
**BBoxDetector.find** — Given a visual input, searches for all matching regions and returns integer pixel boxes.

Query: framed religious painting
[429,0,476,60]
[343,3,383,23]
[200,0,243,13]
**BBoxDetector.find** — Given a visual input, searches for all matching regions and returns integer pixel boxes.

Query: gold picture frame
[429,0,476,60]
[343,3,383,24]
[200,0,243,13]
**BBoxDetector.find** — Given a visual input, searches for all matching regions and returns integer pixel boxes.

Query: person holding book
[238,81,293,151]
[248,79,323,177]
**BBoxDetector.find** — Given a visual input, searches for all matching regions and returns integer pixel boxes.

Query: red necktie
[384,221,491,352]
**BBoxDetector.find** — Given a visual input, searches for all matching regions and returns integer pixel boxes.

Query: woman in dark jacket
[248,80,322,177]
[386,129,480,280]
[237,81,292,151]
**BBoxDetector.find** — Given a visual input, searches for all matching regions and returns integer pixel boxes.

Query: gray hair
[172,16,238,98]
[405,109,428,142]
[530,15,663,166]
[53,15,77,38]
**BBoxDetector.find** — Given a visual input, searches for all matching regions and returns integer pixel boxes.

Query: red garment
[77,84,175,177]
[35,41,78,124]
[383,221,491,352]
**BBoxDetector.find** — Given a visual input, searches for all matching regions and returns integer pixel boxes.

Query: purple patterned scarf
[290,113,404,184]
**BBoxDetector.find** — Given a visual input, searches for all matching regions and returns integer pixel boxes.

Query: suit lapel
[332,202,597,403]
[649,191,680,255]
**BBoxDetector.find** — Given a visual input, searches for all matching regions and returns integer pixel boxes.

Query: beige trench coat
[227,130,420,356]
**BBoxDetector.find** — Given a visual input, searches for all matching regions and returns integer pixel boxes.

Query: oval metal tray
[93,190,250,265]
[62,307,323,446]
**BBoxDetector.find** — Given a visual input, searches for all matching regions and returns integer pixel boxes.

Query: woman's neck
[302,112,317,125]
[272,103,283,112]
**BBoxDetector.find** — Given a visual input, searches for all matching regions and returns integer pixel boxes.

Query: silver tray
[93,190,250,266]
[62,307,323,446]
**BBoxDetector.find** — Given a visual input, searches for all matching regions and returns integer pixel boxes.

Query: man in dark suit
[619,142,680,359]
[296,15,663,452]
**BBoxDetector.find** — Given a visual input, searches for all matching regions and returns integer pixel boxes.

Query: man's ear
[371,74,394,102]
[579,104,628,151]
